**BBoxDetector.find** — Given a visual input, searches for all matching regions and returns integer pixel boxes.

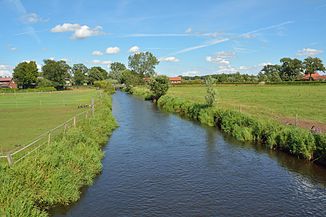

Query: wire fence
[0,99,95,166]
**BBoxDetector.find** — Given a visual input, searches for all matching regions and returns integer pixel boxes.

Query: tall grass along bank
[157,95,326,165]
[0,93,117,216]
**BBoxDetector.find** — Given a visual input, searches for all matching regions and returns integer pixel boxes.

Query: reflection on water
[52,92,326,217]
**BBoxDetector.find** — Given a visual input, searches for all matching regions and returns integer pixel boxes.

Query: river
[53,91,326,216]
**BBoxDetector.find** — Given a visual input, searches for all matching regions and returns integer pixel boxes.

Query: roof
[0,77,13,82]
[169,77,182,81]
[303,72,326,80]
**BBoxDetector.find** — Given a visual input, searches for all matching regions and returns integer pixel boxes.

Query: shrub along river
[53,91,326,217]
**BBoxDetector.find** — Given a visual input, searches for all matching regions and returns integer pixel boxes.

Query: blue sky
[0,0,326,77]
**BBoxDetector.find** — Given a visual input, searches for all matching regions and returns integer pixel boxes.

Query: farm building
[169,77,182,84]
[0,77,17,89]
[302,72,326,81]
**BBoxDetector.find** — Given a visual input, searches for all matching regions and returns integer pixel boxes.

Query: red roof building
[169,77,182,84]
[0,77,17,89]
[303,72,326,81]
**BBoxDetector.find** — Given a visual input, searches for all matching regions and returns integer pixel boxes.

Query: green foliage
[205,76,216,107]
[94,80,115,94]
[88,67,108,85]
[147,75,169,101]
[121,70,144,91]
[127,86,153,100]
[258,64,282,82]
[109,62,126,83]
[0,94,117,216]
[157,95,325,162]
[280,58,304,81]
[13,61,39,89]
[303,57,326,80]
[128,52,159,76]
[72,64,88,85]
[42,59,71,90]
[36,78,54,88]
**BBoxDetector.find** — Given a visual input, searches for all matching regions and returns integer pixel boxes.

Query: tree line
[182,57,325,83]
[12,51,161,90]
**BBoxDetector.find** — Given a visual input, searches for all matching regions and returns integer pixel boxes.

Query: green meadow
[0,89,98,153]
[167,84,326,125]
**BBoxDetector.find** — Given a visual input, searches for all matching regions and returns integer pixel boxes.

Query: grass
[0,93,117,216]
[0,88,98,153]
[167,84,326,124]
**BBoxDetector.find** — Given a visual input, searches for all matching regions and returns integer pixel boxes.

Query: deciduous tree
[303,57,325,80]
[128,52,159,76]
[13,61,38,89]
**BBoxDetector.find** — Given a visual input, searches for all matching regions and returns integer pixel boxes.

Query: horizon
[0,0,325,77]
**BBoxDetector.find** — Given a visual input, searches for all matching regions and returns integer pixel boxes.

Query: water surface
[53,91,326,217]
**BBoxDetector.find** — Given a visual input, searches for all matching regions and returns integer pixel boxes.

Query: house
[302,72,326,81]
[169,77,182,84]
[0,77,17,89]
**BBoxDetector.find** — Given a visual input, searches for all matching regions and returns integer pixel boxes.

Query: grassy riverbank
[0,93,117,216]
[0,88,98,152]
[127,85,326,165]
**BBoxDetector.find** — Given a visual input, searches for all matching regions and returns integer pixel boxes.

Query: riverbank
[0,93,117,216]
[126,86,326,165]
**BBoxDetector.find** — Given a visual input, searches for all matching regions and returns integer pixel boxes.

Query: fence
[0,99,95,166]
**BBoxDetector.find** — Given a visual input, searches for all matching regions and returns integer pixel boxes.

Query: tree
[280,58,303,81]
[128,52,159,76]
[42,59,71,90]
[88,66,108,85]
[13,61,38,89]
[121,69,144,90]
[258,64,282,82]
[205,76,217,107]
[303,57,326,80]
[109,62,126,82]
[148,75,170,101]
[72,63,88,85]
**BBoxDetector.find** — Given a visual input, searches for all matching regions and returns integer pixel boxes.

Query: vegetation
[0,89,98,152]
[72,64,88,85]
[148,75,170,101]
[13,61,39,89]
[88,67,108,85]
[167,84,326,125]
[0,93,117,216]
[204,76,217,106]
[42,59,71,90]
[109,62,126,83]
[128,52,159,76]
[157,95,325,164]
[303,57,326,80]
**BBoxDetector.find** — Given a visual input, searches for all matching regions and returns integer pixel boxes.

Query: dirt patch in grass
[280,117,326,133]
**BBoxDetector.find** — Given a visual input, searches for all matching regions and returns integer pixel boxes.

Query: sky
[0,0,326,77]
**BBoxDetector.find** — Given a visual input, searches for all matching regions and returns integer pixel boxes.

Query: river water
[53,91,326,217]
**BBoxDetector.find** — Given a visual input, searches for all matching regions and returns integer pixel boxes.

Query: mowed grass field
[168,84,326,127]
[0,88,98,153]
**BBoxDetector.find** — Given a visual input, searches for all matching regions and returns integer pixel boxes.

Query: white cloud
[159,56,180,62]
[21,13,46,24]
[185,27,192,33]
[51,23,104,39]
[297,48,323,57]
[10,47,17,51]
[129,46,140,53]
[206,51,235,66]
[182,70,200,76]
[92,50,103,56]
[241,33,256,39]
[0,65,12,77]
[92,60,112,68]
[106,47,120,54]
[258,62,273,67]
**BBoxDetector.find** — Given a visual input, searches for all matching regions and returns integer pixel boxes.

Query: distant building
[302,72,326,81]
[169,77,182,84]
[0,77,17,89]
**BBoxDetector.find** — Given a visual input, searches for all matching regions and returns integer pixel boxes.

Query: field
[167,84,326,131]
[0,88,98,153]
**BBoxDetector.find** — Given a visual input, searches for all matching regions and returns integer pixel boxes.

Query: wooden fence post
[73,116,76,127]
[7,153,13,166]
[91,98,95,116]
[48,132,51,145]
